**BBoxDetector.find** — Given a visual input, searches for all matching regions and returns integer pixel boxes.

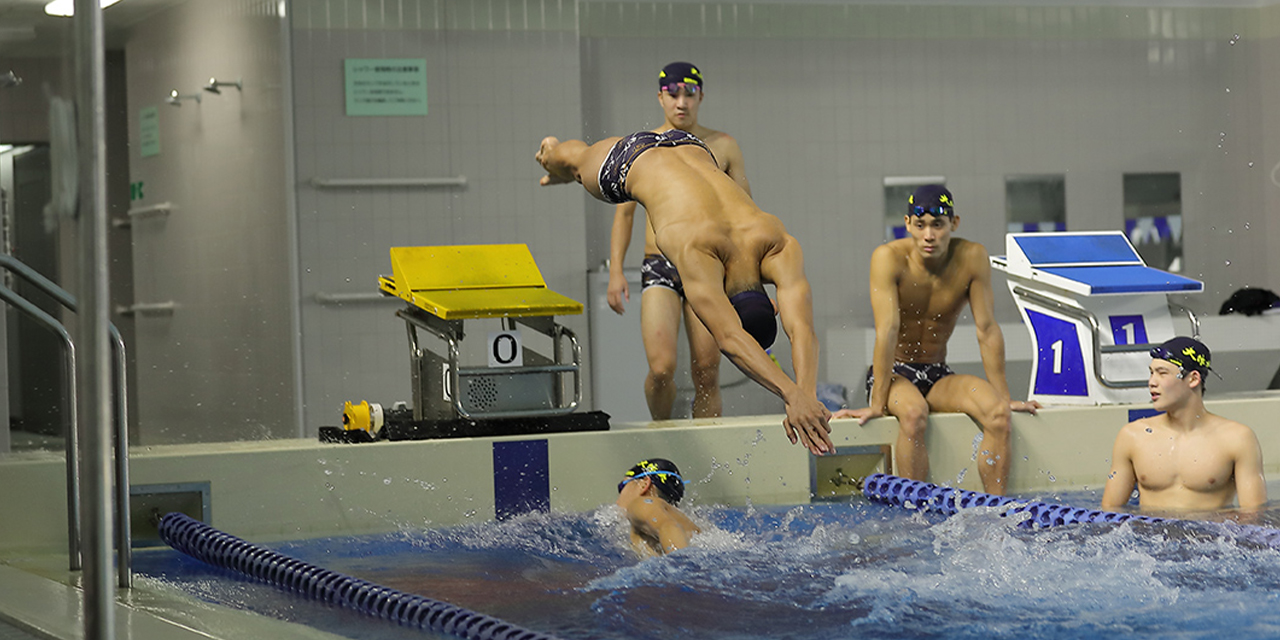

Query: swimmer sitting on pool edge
[536,132,833,456]
[617,458,701,556]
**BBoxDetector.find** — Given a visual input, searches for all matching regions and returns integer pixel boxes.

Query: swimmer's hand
[607,271,629,315]
[1011,400,1041,415]
[536,136,575,186]
[783,393,833,455]
[832,406,884,425]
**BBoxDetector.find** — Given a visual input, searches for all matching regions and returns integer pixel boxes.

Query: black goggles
[909,205,954,217]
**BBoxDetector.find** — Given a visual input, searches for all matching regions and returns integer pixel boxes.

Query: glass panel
[1123,173,1183,272]
[1005,174,1066,234]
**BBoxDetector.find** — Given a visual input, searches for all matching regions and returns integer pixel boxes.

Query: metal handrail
[0,254,131,586]
[0,284,80,566]
[1011,286,1147,389]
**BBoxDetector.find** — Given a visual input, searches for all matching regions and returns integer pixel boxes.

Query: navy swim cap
[1150,336,1217,379]
[659,61,703,91]
[730,290,777,349]
[908,184,954,217]
[619,458,686,505]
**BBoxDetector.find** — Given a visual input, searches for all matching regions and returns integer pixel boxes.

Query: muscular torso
[1124,415,1242,510]
[885,238,978,363]
[628,144,782,289]
[642,126,740,255]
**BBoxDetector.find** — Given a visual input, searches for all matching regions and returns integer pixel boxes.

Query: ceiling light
[44,0,124,18]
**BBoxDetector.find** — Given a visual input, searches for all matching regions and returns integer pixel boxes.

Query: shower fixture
[203,77,242,94]
[166,89,202,107]
[0,71,21,88]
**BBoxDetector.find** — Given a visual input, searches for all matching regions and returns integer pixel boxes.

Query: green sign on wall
[344,59,428,117]
[139,106,159,157]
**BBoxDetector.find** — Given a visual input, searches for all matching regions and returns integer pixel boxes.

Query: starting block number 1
[1109,315,1148,346]
[488,330,523,367]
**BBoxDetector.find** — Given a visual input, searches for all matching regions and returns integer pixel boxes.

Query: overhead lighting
[44,0,124,17]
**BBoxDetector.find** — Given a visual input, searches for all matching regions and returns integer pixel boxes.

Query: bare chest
[896,266,969,321]
[1132,433,1236,494]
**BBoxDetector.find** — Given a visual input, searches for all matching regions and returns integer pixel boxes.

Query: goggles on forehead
[661,82,701,97]
[617,469,685,493]
[909,205,954,217]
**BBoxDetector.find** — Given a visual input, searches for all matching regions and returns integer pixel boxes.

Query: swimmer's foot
[536,136,575,186]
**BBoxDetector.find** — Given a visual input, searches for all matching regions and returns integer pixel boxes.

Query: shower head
[203,77,242,95]
[0,71,21,89]
[167,89,202,107]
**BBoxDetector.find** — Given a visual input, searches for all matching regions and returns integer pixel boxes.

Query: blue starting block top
[1036,265,1202,294]
[997,231,1203,296]
[1015,233,1140,266]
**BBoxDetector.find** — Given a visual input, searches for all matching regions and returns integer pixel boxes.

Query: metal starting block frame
[378,244,585,421]
[991,231,1203,405]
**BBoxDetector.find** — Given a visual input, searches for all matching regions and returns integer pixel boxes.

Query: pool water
[133,493,1280,640]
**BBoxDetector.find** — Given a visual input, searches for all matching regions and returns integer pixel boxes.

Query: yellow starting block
[378,245,584,421]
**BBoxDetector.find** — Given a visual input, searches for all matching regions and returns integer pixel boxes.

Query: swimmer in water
[616,458,701,556]
[1101,336,1267,513]
[536,133,833,456]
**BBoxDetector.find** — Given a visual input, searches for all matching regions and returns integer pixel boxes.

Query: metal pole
[74,0,115,636]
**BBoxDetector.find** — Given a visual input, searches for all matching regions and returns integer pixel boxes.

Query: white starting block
[991,231,1203,405]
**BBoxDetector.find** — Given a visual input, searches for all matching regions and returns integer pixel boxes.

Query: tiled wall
[108,0,1279,441]
[581,3,1277,390]
[286,0,1278,424]
[290,0,586,430]
[124,0,296,443]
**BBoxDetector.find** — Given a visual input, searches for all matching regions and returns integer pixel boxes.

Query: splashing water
[133,497,1280,640]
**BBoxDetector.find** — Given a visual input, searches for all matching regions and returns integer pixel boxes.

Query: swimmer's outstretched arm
[536,136,621,199]
[535,136,588,186]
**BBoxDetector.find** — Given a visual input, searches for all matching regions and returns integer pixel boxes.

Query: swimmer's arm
[682,254,831,455]
[866,245,901,417]
[608,203,638,314]
[1232,426,1268,510]
[1101,424,1140,510]
[969,246,1010,401]
[771,240,818,395]
[720,136,752,198]
[970,245,1040,414]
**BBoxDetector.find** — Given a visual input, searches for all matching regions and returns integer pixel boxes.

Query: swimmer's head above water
[619,458,686,505]
[1150,336,1220,391]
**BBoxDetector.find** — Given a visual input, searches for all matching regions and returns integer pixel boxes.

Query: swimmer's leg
[641,285,683,420]
[683,300,722,418]
[926,374,1013,495]
[884,377,931,482]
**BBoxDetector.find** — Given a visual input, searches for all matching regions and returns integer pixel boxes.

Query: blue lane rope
[157,512,562,640]
[861,473,1280,548]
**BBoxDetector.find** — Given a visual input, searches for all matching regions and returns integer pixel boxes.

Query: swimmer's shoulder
[871,240,912,269]
[1206,413,1261,443]
[1120,413,1168,438]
